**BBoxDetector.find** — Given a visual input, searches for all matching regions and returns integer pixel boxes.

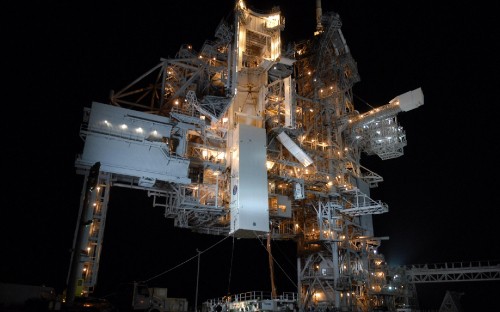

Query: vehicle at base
[109,282,188,312]
[0,282,58,311]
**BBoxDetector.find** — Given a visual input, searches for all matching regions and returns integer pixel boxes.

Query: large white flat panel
[230,124,269,237]
[76,102,191,184]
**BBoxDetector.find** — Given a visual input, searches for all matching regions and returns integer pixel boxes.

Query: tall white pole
[195,249,201,312]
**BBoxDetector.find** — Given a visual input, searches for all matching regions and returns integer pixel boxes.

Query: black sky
[3,0,499,311]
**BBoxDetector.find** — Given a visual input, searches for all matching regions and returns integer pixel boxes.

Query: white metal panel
[276,132,313,167]
[77,102,191,184]
[269,195,292,218]
[88,102,173,140]
[230,124,269,238]
[391,87,424,112]
[78,135,191,184]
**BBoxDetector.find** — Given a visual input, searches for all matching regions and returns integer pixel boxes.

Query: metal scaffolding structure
[67,1,499,311]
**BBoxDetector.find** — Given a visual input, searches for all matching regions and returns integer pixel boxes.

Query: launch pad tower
[68,1,427,311]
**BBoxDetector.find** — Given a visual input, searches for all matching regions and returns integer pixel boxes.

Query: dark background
[3,0,499,311]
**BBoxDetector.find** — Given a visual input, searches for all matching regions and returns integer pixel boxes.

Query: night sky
[3,0,499,311]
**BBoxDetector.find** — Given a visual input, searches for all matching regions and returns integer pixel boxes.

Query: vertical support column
[331,242,340,309]
[66,162,100,304]
[296,257,302,311]
[67,163,111,303]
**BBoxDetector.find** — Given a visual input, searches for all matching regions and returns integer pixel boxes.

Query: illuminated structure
[66,1,499,311]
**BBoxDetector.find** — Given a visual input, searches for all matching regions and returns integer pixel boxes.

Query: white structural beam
[405,260,500,283]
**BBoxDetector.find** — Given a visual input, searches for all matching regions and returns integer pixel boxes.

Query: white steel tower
[68,1,427,311]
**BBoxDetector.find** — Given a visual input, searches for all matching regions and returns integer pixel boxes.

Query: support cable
[144,234,232,283]
[227,235,235,295]
[354,93,374,110]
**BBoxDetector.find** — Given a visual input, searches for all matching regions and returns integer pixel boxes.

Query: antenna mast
[315,0,324,35]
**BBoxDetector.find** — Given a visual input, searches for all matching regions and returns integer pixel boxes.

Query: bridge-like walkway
[403,260,500,283]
